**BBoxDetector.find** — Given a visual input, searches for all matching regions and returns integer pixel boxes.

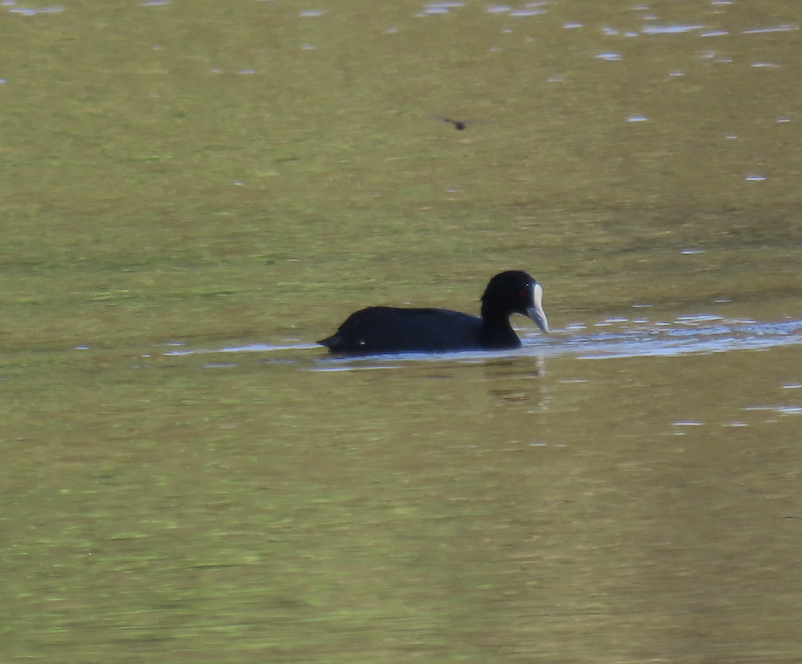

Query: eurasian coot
[318,270,548,355]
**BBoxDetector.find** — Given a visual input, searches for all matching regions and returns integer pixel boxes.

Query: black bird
[442,118,468,130]
[318,271,548,355]
[426,113,476,130]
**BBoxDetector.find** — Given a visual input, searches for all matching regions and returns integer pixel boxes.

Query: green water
[2,1,802,662]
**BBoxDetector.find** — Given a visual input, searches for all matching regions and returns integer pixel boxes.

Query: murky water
[2,1,802,662]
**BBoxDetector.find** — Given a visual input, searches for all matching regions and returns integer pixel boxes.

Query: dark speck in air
[426,113,477,130]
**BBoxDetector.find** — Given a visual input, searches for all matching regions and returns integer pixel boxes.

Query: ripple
[510,8,545,16]
[9,4,64,13]
[743,405,802,416]
[743,25,799,34]
[165,342,318,357]
[423,1,465,13]
[641,24,703,35]
[563,318,802,360]
[675,315,723,324]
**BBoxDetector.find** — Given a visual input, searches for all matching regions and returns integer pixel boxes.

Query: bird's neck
[480,303,518,348]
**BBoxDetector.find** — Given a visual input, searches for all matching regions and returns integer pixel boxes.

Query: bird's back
[319,307,484,354]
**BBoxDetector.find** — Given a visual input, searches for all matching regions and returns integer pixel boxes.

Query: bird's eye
[519,289,527,298]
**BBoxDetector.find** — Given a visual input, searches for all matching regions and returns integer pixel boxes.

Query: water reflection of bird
[318,271,549,355]
[426,113,477,130]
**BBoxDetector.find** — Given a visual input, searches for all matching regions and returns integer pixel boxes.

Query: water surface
[1,0,801,662]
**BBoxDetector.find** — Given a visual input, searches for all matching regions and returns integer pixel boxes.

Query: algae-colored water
[2,1,802,662]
